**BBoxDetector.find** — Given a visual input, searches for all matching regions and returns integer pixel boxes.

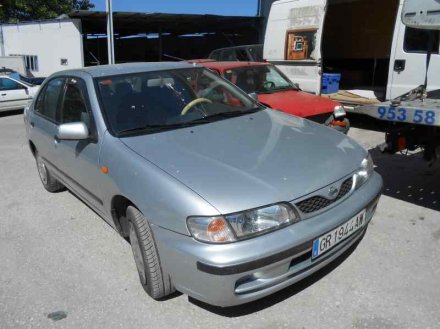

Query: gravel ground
[0,112,439,329]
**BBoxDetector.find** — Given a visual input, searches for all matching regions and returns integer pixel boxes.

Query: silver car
[24,62,382,307]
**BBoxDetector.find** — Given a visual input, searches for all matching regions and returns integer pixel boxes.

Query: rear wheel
[35,153,64,192]
[126,206,175,299]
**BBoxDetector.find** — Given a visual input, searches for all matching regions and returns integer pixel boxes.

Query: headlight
[187,203,299,243]
[354,153,374,189]
[333,105,346,119]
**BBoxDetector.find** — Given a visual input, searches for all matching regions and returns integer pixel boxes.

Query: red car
[196,61,349,133]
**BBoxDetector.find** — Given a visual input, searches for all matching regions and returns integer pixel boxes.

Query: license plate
[376,106,438,126]
[312,209,366,259]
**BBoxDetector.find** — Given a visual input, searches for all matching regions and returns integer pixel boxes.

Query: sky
[90,0,259,16]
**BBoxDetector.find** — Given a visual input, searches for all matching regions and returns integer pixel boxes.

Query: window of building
[9,54,39,72]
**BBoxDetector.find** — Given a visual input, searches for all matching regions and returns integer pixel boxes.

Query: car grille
[295,177,353,214]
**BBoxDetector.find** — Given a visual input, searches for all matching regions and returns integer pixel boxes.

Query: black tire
[126,206,175,299]
[35,153,65,193]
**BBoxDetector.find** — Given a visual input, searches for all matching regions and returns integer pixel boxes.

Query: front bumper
[152,172,382,307]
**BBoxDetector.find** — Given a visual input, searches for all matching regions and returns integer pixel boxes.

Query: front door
[55,77,104,211]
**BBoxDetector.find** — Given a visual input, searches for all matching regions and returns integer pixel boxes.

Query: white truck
[264,0,440,163]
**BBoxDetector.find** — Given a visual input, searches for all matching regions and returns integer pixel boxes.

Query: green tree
[0,0,95,22]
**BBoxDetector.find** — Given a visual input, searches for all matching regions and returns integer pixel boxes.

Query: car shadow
[188,234,364,317]
[369,147,440,212]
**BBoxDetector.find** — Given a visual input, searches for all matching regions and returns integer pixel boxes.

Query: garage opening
[321,0,400,100]
[70,11,262,66]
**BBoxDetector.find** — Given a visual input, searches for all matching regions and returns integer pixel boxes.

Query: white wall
[1,19,84,77]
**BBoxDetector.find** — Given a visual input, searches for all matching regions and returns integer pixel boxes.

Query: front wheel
[126,206,175,299]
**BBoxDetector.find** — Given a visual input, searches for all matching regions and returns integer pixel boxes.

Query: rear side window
[61,78,91,126]
[404,27,440,54]
[34,78,65,122]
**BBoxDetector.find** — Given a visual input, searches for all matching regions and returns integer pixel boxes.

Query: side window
[236,49,249,61]
[404,27,440,54]
[0,78,23,91]
[35,78,65,122]
[209,50,220,61]
[61,78,91,126]
[220,50,237,61]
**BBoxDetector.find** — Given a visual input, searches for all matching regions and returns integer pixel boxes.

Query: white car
[0,75,39,112]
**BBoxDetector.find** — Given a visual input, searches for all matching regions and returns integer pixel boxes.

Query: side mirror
[248,92,258,101]
[57,122,89,140]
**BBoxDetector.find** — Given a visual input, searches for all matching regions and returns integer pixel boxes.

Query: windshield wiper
[117,108,262,135]
[117,122,195,135]
[273,85,297,91]
[191,107,262,123]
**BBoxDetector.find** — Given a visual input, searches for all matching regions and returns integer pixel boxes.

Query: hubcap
[37,158,48,185]
[129,222,146,285]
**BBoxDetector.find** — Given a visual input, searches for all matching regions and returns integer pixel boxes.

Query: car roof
[51,62,197,78]
[198,61,270,70]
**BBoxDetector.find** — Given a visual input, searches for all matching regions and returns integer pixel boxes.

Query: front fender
[99,133,219,235]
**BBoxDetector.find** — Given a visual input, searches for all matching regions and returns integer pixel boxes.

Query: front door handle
[30,121,35,128]
[54,135,60,144]
[394,59,406,73]
[1,93,6,96]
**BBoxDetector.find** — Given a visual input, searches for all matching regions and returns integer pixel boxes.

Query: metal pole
[0,25,5,57]
[106,0,115,64]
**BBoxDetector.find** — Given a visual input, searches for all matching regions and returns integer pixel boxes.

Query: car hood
[120,109,366,214]
[258,90,339,117]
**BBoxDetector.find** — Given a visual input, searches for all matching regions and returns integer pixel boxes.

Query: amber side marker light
[101,165,109,174]
[207,218,230,242]
[331,120,347,127]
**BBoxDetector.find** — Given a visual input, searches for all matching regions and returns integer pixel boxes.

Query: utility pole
[0,5,4,56]
[106,0,115,64]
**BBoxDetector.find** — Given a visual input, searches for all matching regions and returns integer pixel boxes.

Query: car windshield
[223,65,298,94]
[96,68,261,136]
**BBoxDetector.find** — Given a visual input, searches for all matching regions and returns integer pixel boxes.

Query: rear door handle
[394,59,406,73]
[1,93,6,96]
[54,135,60,144]
[30,121,35,128]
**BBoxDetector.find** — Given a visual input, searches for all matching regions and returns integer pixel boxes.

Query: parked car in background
[198,61,349,132]
[208,44,263,62]
[0,75,39,112]
[24,62,382,307]
[0,68,46,85]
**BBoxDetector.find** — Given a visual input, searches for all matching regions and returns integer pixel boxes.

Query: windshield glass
[223,65,297,94]
[96,68,260,135]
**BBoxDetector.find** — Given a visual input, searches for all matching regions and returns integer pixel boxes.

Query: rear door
[28,77,65,168]
[0,77,32,111]
[388,4,440,99]
[263,0,327,94]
